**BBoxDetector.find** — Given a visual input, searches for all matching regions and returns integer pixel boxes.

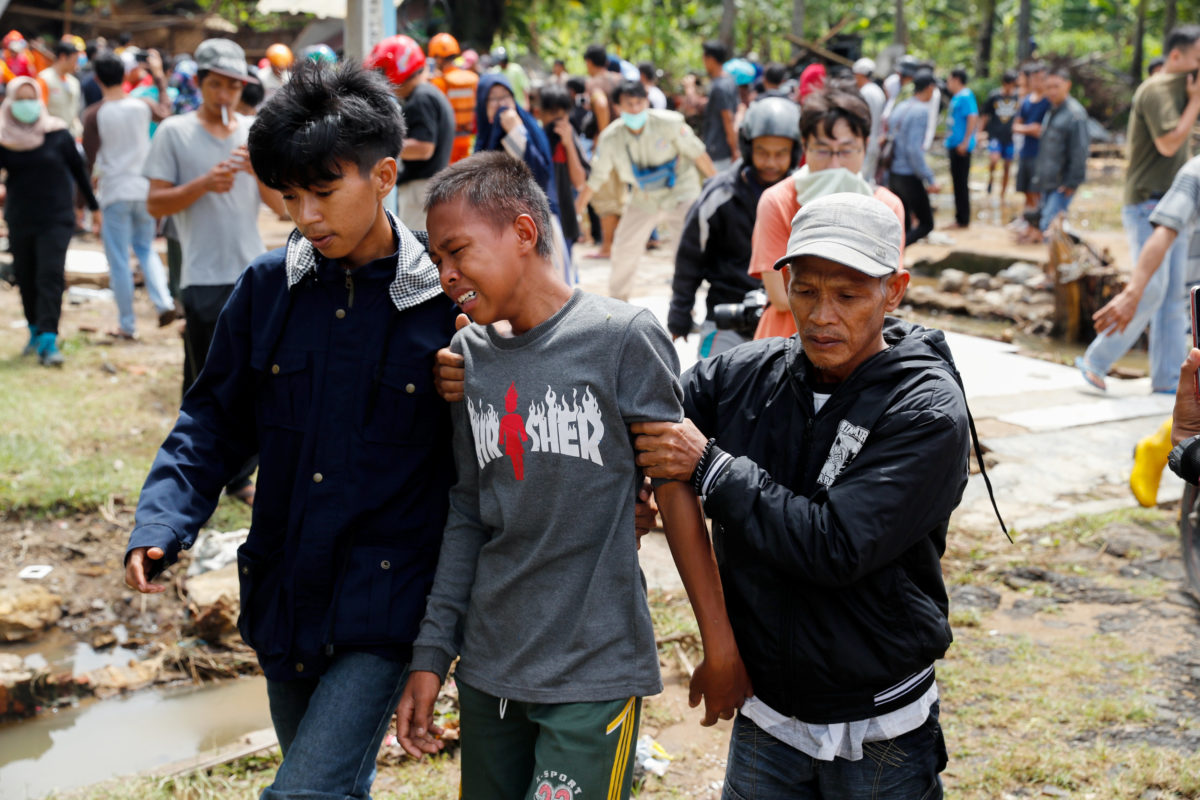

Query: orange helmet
[365,35,426,85]
[266,43,294,69]
[428,33,460,59]
[3,30,25,51]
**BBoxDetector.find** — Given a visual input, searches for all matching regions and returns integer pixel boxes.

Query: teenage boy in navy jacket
[123,62,459,799]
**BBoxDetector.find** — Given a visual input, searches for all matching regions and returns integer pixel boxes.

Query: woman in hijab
[0,76,99,365]
[475,73,575,282]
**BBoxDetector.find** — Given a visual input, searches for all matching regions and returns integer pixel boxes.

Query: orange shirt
[748,179,907,339]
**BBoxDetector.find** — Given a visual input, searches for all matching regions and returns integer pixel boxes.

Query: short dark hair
[1021,60,1046,76]
[553,59,565,67]
[540,84,572,113]
[702,40,728,63]
[637,61,656,82]
[92,51,125,88]
[1002,69,1018,84]
[950,68,969,84]
[799,89,870,143]
[424,151,554,260]
[565,76,586,95]
[1165,25,1200,56]
[248,60,405,191]
[240,80,264,109]
[912,70,935,92]
[1148,56,1166,74]
[55,41,79,59]
[1046,67,1072,82]
[612,79,647,104]
[763,62,786,86]
[584,44,607,68]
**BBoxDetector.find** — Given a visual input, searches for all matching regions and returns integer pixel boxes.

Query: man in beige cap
[634,192,980,799]
[144,37,282,504]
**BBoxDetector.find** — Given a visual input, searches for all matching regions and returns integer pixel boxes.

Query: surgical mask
[621,109,648,131]
[10,100,41,124]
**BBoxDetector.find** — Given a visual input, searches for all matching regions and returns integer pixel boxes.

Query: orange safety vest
[432,65,478,163]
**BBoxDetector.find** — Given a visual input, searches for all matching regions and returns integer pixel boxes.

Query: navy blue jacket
[126,233,458,681]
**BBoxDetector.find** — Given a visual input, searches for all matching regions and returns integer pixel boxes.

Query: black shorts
[1016,157,1039,194]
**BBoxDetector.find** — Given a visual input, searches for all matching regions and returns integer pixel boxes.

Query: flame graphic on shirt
[468,384,605,472]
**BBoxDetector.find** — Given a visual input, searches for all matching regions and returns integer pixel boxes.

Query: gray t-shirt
[95,98,151,207]
[1148,153,1200,287]
[411,290,683,703]
[142,112,264,288]
[703,73,738,161]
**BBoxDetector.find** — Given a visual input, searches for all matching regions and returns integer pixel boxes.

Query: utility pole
[345,0,395,65]
[1016,0,1031,61]
[792,0,805,59]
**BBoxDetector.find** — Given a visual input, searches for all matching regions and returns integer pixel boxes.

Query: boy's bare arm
[655,479,752,726]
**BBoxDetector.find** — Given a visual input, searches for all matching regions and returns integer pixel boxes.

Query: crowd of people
[0,17,1186,800]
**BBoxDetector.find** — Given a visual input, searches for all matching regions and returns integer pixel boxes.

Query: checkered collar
[283,209,443,312]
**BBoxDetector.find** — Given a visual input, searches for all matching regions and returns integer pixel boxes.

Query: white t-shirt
[95,98,152,207]
[647,85,667,110]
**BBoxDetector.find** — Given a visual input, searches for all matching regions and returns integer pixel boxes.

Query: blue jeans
[1081,200,1190,392]
[722,704,946,800]
[102,199,174,335]
[1038,189,1075,231]
[261,652,410,800]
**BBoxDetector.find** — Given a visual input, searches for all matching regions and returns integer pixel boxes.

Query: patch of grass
[941,627,1200,798]
[647,589,699,643]
[0,335,179,516]
[0,333,254,531]
[1034,506,1177,547]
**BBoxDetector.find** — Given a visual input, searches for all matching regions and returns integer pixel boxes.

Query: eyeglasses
[807,145,863,162]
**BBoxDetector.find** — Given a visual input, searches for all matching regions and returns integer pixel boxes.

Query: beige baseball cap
[773,192,902,278]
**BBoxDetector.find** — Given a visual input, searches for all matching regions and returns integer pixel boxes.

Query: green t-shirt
[1125,71,1193,205]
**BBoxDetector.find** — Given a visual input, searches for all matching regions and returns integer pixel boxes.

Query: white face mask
[11,99,41,124]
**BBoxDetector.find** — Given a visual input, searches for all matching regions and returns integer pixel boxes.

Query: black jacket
[683,319,971,723]
[1034,96,1089,193]
[0,129,98,230]
[668,162,768,336]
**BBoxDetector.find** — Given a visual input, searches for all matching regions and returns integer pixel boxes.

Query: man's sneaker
[157,307,180,327]
[36,332,64,367]
[22,324,38,357]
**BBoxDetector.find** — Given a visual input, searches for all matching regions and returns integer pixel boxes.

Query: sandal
[1075,357,1106,391]
[229,484,256,506]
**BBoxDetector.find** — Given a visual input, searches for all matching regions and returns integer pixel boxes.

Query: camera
[712,289,768,334]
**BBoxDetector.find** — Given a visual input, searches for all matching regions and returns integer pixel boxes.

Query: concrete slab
[997,394,1176,432]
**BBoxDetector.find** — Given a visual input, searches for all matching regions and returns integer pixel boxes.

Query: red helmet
[428,33,460,59]
[365,35,426,86]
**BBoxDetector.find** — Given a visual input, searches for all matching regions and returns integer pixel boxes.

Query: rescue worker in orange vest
[428,32,477,163]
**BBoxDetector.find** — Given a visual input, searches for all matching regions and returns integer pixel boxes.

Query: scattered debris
[187,529,250,576]
[636,735,672,777]
[184,563,240,641]
[0,578,63,641]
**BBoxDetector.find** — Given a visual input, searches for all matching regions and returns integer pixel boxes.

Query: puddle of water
[4,627,138,677]
[0,676,271,800]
